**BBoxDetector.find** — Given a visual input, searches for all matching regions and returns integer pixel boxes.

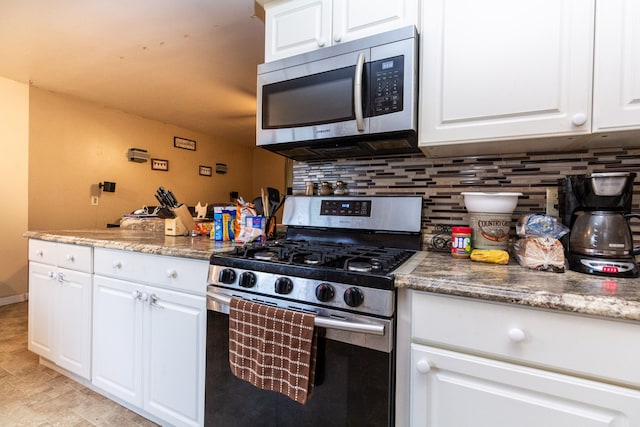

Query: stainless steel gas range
[205,195,424,427]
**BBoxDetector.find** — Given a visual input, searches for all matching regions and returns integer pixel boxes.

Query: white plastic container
[461,192,522,250]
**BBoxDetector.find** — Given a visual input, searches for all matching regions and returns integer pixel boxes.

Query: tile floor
[0,301,158,426]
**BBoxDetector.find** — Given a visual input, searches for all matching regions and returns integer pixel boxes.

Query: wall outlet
[546,188,559,217]
[91,196,99,206]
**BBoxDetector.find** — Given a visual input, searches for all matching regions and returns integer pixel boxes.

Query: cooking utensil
[253,197,264,216]
[262,188,269,219]
[167,190,179,207]
[267,188,280,216]
[156,187,181,208]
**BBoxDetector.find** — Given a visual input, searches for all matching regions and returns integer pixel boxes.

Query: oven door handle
[207,291,385,336]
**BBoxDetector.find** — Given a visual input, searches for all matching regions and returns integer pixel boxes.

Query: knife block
[165,218,188,236]
[165,205,197,236]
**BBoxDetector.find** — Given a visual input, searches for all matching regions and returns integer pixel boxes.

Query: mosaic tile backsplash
[292,146,640,251]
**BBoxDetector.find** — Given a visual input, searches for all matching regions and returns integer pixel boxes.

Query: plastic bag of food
[512,236,565,273]
[470,249,509,265]
[236,216,266,243]
[516,214,569,239]
[233,198,257,240]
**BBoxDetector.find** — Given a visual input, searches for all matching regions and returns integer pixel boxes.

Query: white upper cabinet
[419,0,595,154]
[263,0,418,62]
[265,0,332,62]
[333,0,419,44]
[592,0,640,132]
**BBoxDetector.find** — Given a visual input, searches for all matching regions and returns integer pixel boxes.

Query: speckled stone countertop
[24,229,237,260]
[26,230,640,322]
[395,252,640,322]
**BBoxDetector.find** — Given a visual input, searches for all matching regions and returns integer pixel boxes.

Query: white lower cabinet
[411,344,640,427]
[28,240,93,380]
[92,274,206,427]
[398,290,640,427]
[29,262,93,379]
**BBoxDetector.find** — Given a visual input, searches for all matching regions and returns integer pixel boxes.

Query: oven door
[205,288,395,427]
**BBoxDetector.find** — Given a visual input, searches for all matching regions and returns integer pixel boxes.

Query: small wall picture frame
[199,165,212,177]
[174,136,196,151]
[151,158,169,171]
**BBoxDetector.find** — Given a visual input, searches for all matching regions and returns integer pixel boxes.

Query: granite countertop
[26,230,640,322]
[24,229,238,261]
[395,251,640,322]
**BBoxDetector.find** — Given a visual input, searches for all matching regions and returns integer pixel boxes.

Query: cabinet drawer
[411,291,640,387]
[29,239,93,273]
[94,248,208,295]
[29,239,58,265]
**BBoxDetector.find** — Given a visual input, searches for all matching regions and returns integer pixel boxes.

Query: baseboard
[0,293,28,307]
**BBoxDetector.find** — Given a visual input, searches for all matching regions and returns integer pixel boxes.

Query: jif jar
[451,226,472,258]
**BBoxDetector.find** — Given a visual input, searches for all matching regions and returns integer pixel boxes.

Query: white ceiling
[0,0,265,146]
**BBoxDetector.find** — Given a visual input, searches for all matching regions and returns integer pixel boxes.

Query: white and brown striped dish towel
[229,297,318,404]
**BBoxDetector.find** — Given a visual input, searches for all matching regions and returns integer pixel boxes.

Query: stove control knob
[218,268,236,284]
[239,272,257,288]
[344,287,364,307]
[315,283,335,302]
[275,277,293,295]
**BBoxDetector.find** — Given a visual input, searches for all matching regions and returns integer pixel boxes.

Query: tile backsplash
[292,146,640,251]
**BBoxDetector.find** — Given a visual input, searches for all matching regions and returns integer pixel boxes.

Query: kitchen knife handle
[354,52,365,132]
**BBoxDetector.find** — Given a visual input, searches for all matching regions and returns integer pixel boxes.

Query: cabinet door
[593,0,640,132]
[419,0,594,148]
[92,275,143,406]
[264,0,332,62]
[333,0,418,44]
[411,344,640,427]
[56,268,92,379]
[28,262,56,359]
[143,286,206,427]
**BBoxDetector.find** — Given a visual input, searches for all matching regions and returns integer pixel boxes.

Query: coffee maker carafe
[558,172,640,277]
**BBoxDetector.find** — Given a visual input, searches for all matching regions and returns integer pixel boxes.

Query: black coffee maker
[558,172,640,277]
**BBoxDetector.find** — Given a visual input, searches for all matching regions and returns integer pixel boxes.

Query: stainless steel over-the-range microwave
[257,26,419,161]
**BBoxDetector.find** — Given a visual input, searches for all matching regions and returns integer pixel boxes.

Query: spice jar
[305,182,317,196]
[334,180,348,195]
[319,181,334,195]
[451,226,472,258]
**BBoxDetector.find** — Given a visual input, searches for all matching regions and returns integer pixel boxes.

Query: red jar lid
[452,226,472,233]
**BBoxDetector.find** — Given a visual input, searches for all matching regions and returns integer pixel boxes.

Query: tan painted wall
[29,88,283,230]
[0,77,29,300]
[252,148,288,217]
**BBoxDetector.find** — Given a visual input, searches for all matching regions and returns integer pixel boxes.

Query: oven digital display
[320,200,371,216]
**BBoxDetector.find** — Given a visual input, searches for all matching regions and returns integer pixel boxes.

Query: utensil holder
[165,218,188,236]
[166,205,197,236]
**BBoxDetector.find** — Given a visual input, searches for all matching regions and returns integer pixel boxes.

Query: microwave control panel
[370,55,404,116]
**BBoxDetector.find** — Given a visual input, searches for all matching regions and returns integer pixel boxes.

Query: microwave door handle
[354,53,365,131]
